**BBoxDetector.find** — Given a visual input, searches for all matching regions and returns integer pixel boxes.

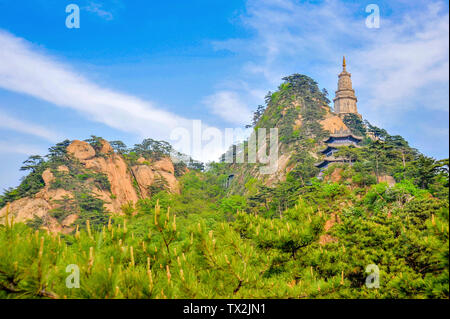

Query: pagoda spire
[333,57,361,118]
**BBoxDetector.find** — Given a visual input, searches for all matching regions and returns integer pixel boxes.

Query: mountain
[218,73,447,217]
[0,73,448,299]
[225,74,348,191]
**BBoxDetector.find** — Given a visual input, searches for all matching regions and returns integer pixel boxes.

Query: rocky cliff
[0,139,180,233]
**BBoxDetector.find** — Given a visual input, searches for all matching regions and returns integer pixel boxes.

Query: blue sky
[0,0,448,191]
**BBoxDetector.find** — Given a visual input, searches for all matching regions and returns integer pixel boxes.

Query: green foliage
[219,195,247,214]
[343,114,366,136]
[1,177,446,299]
[0,155,47,208]
[132,138,173,160]
[173,162,187,177]
[84,135,104,153]
[148,176,169,196]
[109,140,128,154]
[252,74,328,146]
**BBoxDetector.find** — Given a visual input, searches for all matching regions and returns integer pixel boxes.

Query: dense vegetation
[0,74,448,299]
[0,165,448,298]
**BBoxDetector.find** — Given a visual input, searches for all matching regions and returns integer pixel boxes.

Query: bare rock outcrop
[153,157,175,174]
[157,171,180,194]
[0,197,50,224]
[61,214,79,227]
[99,139,114,154]
[320,114,349,133]
[57,165,69,173]
[67,140,96,160]
[84,154,139,211]
[36,188,73,202]
[378,175,396,187]
[132,158,180,195]
[42,168,55,186]
[132,164,155,197]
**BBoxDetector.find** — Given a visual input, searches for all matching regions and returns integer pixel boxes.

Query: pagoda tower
[333,56,361,118]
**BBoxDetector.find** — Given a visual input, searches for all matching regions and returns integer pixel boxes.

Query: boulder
[320,115,349,133]
[67,140,96,160]
[157,171,180,194]
[99,139,114,154]
[379,175,396,187]
[84,154,139,211]
[41,168,55,186]
[0,197,51,224]
[132,165,155,196]
[153,157,175,174]
[57,165,70,173]
[61,214,79,227]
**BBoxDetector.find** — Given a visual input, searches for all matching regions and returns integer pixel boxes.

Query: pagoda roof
[314,157,345,167]
[319,145,337,154]
[323,133,363,143]
[314,156,357,168]
[319,143,361,154]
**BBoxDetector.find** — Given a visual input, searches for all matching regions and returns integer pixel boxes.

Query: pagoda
[333,56,361,118]
[315,57,364,172]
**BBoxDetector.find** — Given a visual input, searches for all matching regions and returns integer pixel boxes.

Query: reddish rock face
[0,197,50,224]
[153,157,175,174]
[67,140,96,160]
[84,153,140,212]
[99,139,114,154]
[132,165,155,197]
[320,115,349,133]
[57,165,69,173]
[41,168,55,186]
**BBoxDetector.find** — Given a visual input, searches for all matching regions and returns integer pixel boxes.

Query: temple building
[333,57,361,118]
[315,57,363,172]
[315,130,363,170]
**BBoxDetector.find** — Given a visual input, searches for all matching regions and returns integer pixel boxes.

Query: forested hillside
[0,74,448,299]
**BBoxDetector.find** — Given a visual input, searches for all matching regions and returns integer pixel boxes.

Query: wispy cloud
[84,2,114,21]
[0,141,43,155]
[203,91,253,125]
[0,30,237,163]
[349,2,449,122]
[0,30,194,142]
[0,110,62,142]
[210,0,449,156]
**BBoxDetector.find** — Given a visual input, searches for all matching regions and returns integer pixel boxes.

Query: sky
[0,0,448,191]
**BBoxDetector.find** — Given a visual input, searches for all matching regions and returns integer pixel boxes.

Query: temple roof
[320,145,337,154]
[314,156,356,168]
[320,143,361,154]
[323,133,363,143]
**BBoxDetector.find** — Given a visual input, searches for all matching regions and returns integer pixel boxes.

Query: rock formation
[0,139,180,233]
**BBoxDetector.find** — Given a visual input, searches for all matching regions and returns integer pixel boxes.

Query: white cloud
[84,2,114,21]
[203,91,253,125]
[210,0,449,155]
[0,30,247,163]
[0,30,195,144]
[349,1,449,122]
[0,110,62,142]
[0,141,43,155]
